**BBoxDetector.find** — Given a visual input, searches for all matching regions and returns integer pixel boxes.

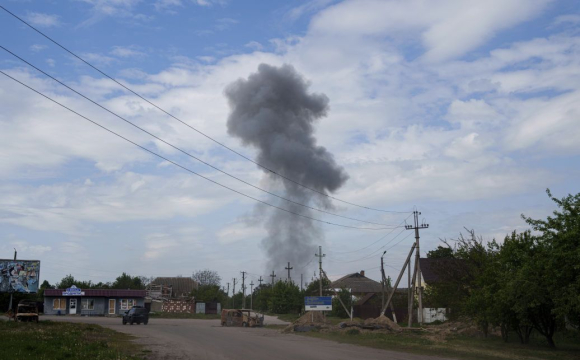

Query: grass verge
[296,329,580,360]
[0,320,145,359]
[148,312,220,320]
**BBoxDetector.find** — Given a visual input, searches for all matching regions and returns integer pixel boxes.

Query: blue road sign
[305,296,332,310]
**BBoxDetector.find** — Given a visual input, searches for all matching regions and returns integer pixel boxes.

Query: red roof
[44,289,146,297]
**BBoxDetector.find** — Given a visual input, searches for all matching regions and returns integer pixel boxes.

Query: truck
[220,309,263,327]
[16,300,39,322]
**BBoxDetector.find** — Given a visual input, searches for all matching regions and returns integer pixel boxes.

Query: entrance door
[69,299,77,314]
[108,299,116,315]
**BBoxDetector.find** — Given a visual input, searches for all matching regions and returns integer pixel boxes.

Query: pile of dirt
[363,315,402,332]
[283,311,330,333]
[293,311,329,326]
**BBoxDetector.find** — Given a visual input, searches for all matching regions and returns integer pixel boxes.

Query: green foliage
[193,284,226,303]
[111,273,145,290]
[192,269,221,287]
[331,287,352,318]
[426,189,580,348]
[427,246,454,259]
[269,280,303,314]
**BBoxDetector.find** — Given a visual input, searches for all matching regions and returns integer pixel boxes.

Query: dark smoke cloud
[225,63,348,279]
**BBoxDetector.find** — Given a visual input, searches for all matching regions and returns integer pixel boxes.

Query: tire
[130,319,134,325]
[144,320,148,325]
[123,320,127,325]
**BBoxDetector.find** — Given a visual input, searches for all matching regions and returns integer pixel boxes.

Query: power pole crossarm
[270,271,276,285]
[285,262,293,282]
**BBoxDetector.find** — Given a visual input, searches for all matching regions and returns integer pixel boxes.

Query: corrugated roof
[151,277,197,297]
[329,272,382,294]
[420,257,467,285]
[44,289,146,297]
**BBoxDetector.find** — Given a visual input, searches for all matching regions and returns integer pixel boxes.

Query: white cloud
[30,44,48,52]
[26,12,61,27]
[110,46,146,58]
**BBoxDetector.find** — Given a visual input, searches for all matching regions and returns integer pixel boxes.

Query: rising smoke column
[225,63,348,277]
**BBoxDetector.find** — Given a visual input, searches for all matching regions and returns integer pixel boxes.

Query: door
[108,299,116,315]
[69,299,77,314]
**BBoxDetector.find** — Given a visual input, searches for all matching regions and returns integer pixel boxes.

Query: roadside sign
[304,296,332,311]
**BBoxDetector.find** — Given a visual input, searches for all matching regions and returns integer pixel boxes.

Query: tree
[111,273,145,290]
[192,269,221,287]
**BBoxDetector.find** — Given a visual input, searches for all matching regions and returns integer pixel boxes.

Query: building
[328,271,383,296]
[44,285,146,316]
[149,277,198,299]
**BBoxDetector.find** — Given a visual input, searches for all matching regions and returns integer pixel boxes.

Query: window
[82,299,94,310]
[53,298,66,310]
[120,299,136,310]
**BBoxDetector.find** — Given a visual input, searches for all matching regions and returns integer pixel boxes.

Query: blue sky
[1,0,579,289]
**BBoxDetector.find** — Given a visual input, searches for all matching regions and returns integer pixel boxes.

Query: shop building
[44,286,146,316]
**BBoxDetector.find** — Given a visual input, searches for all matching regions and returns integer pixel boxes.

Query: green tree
[111,273,144,290]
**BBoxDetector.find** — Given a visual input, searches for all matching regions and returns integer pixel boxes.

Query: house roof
[329,272,382,294]
[45,289,146,297]
[419,257,466,284]
[151,277,197,297]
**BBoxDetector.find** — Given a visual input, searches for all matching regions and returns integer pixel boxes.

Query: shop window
[82,299,94,310]
[53,298,66,310]
[120,299,136,310]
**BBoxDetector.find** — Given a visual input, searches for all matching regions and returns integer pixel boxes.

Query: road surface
[47,315,451,360]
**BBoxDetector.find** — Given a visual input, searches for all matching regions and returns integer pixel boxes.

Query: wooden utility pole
[405,210,428,325]
[285,262,293,283]
[250,281,254,310]
[270,271,276,285]
[241,271,246,309]
[315,246,325,296]
[381,243,416,315]
[301,274,303,291]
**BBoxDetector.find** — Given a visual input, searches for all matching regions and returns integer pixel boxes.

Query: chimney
[360,270,365,277]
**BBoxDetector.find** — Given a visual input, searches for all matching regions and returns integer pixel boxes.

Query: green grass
[297,329,580,360]
[148,312,220,319]
[0,320,145,359]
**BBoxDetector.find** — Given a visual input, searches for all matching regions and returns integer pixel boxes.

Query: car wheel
[130,319,134,325]
[144,321,148,325]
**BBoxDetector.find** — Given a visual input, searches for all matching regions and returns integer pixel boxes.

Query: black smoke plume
[225,64,348,279]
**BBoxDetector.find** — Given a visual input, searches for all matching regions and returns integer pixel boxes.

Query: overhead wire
[0,4,411,215]
[0,69,398,231]
[0,45,401,229]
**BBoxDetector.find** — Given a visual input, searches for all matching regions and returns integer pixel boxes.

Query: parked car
[122,306,149,325]
[220,309,263,327]
[16,300,39,322]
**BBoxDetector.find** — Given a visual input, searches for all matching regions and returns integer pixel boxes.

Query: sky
[1,0,579,291]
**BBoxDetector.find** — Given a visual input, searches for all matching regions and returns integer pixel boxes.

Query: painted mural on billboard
[0,259,41,293]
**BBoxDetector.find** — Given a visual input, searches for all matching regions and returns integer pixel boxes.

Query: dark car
[122,306,149,325]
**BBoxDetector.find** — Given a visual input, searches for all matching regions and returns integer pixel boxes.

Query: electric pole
[301,274,303,291]
[381,251,386,310]
[315,246,325,296]
[250,281,254,310]
[285,262,293,283]
[270,271,276,285]
[232,278,237,308]
[380,251,397,323]
[258,276,263,287]
[241,271,246,309]
[226,282,230,301]
[405,210,428,325]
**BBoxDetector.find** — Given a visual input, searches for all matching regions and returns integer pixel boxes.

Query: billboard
[304,296,332,311]
[0,259,41,294]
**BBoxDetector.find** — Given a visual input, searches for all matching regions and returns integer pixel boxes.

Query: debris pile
[285,311,330,332]
[363,315,402,331]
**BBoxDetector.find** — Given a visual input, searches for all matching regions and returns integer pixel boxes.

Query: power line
[0,45,401,229]
[327,213,413,255]
[0,4,411,215]
[0,69,398,231]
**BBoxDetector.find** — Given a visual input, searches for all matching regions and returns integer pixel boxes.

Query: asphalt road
[47,315,452,360]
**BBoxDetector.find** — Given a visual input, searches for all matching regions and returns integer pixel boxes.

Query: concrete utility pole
[241,271,246,309]
[285,262,293,283]
[270,271,276,285]
[380,252,397,323]
[226,282,230,300]
[405,210,428,325]
[301,274,303,291]
[232,278,237,308]
[8,248,16,315]
[258,276,263,287]
[250,281,254,310]
[381,243,416,316]
[315,246,325,296]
